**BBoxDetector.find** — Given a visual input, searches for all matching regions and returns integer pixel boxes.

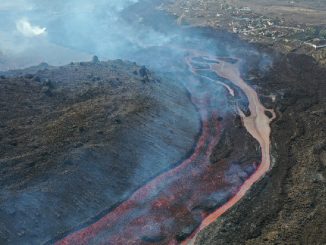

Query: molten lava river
[56,52,275,245]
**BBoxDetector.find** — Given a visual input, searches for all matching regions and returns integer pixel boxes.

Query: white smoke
[16,19,46,37]
[0,0,145,70]
[0,0,33,11]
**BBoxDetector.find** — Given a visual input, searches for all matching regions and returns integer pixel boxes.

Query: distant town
[162,0,326,65]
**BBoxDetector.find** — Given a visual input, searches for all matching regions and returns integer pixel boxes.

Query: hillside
[0,59,200,244]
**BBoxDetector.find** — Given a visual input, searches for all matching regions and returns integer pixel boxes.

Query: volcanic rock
[176,223,200,242]
[140,223,166,243]
[92,55,99,63]
[196,50,326,245]
[0,59,200,244]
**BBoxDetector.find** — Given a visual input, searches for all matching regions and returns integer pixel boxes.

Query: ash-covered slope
[0,59,200,244]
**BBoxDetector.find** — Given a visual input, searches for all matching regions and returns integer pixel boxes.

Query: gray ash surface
[0,59,200,244]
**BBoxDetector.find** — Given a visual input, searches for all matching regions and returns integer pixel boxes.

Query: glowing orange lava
[183,53,276,244]
[55,53,275,245]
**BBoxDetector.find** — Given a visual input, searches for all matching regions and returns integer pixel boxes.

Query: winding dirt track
[54,53,275,245]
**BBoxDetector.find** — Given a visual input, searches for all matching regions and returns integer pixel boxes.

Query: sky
[0,0,164,70]
[0,0,263,71]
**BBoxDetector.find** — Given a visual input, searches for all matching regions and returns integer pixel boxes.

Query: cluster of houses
[163,0,326,53]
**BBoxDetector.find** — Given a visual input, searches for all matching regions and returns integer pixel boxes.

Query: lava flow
[55,53,275,245]
[182,52,276,244]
